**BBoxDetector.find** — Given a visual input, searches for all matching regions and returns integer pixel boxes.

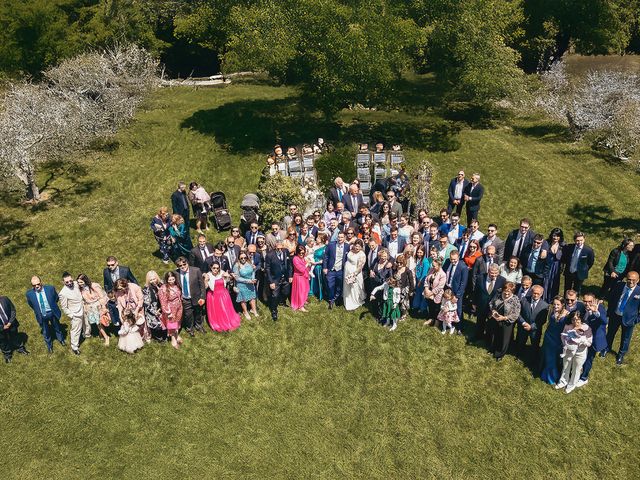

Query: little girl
[118,311,145,354]
[370,277,402,331]
[437,289,459,334]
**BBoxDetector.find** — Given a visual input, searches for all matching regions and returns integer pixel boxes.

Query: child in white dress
[118,312,145,354]
[436,289,459,334]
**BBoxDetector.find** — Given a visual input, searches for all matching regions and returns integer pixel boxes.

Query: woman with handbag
[157,272,184,349]
[488,282,521,361]
[77,273,110,346]
[423,259,446,326]
[114,278,149,342]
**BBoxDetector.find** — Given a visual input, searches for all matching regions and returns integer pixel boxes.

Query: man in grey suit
[480,223,505,264]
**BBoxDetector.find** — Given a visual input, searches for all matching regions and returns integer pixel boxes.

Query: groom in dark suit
[265,240,293,321]
[25,276,65,353]
[323,231,350,309]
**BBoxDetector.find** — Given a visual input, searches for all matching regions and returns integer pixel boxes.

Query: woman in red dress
[291,245,310,311]
[205,263,241,332]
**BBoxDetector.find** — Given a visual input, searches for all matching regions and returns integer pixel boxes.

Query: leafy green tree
[0,0,78,76]
[219,0,425,114]
[518,0,640,72]
[419,0,526,103]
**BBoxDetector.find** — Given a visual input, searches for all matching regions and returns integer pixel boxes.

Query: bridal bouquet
[346,272,357,285]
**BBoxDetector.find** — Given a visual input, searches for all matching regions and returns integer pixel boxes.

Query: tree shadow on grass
[180,96,461,154]
[512,122,574,143]
[31,159,102,212]
[566,203,640,237]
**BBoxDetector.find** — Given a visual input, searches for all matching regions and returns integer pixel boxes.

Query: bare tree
[534,62,640,165]
[0,45,159,201]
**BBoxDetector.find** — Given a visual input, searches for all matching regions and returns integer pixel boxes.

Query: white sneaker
[576,379,588,388]
[389,322,398,332]
[441,329,446,335]
[555,382,567,390]
[449,327,456,335]
[565,385,575,394]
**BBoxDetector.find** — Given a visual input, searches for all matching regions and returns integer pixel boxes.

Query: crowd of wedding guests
[2,170,639,395]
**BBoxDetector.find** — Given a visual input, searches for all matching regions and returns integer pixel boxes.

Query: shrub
[257,174,308,228]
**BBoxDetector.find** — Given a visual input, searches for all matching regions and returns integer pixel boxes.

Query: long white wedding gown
[343,250,366,311]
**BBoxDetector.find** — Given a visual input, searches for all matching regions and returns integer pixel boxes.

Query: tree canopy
[1,0,639,107]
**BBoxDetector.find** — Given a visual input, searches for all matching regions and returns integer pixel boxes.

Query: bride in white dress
[343,239,366,310]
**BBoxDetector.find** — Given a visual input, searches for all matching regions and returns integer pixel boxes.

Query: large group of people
[2,165,639,395]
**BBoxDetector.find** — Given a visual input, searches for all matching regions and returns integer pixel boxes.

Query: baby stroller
[210,191,232,232]
[240,193,260,235]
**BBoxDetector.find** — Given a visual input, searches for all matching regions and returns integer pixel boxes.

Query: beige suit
[59,282,90,350]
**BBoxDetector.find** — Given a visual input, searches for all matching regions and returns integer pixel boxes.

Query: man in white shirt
[58,272,89,355]
[468,220,484,242]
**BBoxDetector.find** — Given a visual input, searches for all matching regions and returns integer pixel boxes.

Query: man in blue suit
[244,222,264,246]
[442,250,468,331]
[25,276,66,353]
[606,271,640,365]
[264,240,293,321]
[322,231,350,309]
[576,292,608,387]
[447,171,469,215]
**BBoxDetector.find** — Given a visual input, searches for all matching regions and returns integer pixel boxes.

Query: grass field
[1,77,640,479]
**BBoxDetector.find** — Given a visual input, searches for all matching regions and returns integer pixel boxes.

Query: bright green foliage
[421,0,526,102]
[221,0,425,113]
[0,0,181,77]
[256,173,308,228]
[0,0,77,76]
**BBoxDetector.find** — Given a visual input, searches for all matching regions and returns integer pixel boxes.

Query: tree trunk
[27,177,40,201]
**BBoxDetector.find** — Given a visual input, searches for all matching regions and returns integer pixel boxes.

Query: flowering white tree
[535,61,640,163]
[0,45,159,200]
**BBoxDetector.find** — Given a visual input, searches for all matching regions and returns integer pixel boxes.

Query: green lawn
[1,78,640,479]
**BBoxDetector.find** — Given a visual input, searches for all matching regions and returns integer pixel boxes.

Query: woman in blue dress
[411,245,431,317]
[543,228,564,303]
[233,253,258,320]
[169,214,192,258]
[309,233,328,300]
[540,295,569,385]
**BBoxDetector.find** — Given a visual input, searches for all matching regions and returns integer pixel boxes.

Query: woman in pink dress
[291,245,310,311]
[205,262,241,332]
[158,271,184,349]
